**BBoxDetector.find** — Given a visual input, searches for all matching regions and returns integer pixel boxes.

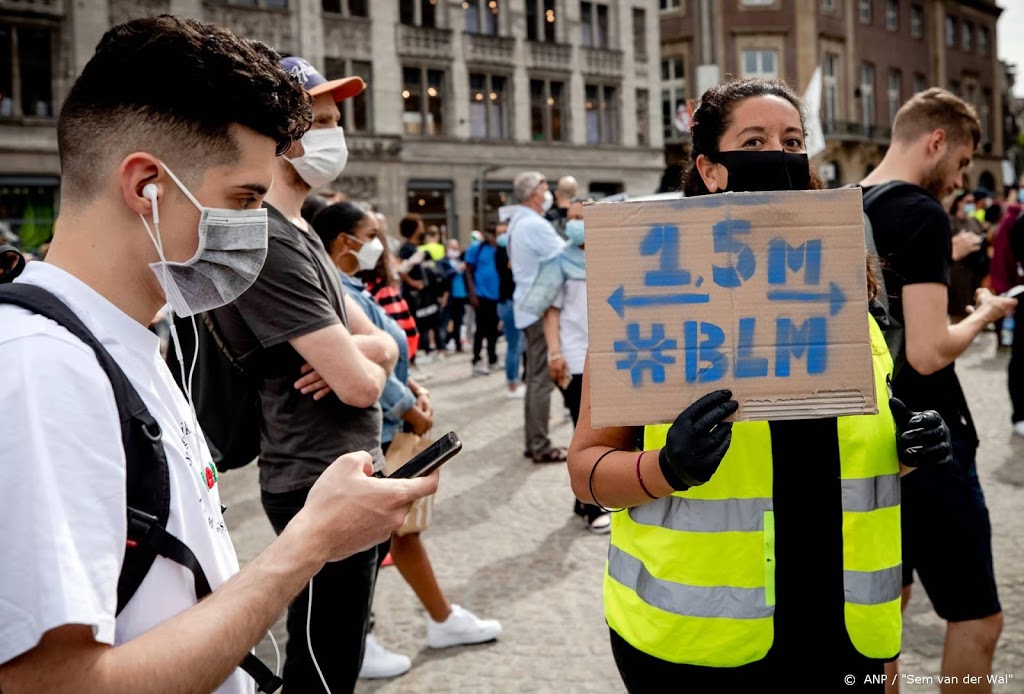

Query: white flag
[803,66,826,159]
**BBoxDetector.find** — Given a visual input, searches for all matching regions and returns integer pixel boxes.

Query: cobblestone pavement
[221,333,1024,693]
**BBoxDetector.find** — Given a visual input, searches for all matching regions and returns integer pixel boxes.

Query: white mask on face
[285,126,348,188]
[141,163,268,318]
[346,234,385,271]
[541,189,554,212]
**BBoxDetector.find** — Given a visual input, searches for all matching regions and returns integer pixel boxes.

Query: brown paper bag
[383,431,436,536]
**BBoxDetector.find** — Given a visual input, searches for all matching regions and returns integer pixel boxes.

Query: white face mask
[286,126,348,188]
[346,234,385,271]
[541,189,554,212]
[141,163,269,318]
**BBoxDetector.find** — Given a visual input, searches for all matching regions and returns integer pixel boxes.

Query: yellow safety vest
[604,315,901,667]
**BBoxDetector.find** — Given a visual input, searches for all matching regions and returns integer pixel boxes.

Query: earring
[708,181,717,192]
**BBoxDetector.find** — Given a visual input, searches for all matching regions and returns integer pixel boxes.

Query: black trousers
[473,297,499,365]
[445,297,467,351]
[262,487,390,694]
[1010,299,1024,423]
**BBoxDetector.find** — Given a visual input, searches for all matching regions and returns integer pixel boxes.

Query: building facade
[659,0,1007,191]
[0,0,664,246]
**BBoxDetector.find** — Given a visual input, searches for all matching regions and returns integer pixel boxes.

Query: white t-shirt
[0,263,250,694]
[509,206,566,330]
[552,278,589,376]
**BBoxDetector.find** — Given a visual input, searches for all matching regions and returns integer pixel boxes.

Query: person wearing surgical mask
[947,190,988,322]
[508,171,570,463]
[0,18,436,694]
[209,56,409,692]
[311,202,503,678]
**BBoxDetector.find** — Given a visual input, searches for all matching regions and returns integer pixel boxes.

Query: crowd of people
[2,14,1024,694]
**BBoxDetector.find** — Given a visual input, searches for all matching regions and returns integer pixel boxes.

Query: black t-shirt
[211,204,384,493]
[864,183,977,446]
[495,245,515,302]
[398,241,424,283]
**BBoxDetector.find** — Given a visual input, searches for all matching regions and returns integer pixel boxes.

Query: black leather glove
[890,397,952,468]
[658,390,739,491]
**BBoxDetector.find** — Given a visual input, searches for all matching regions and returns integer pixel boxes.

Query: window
[400,0,438,28]
[980,89,991,142]
[581,2,609,49]
[821,0,837,12]
[469,73,507,139]
[741,49,777,79]
[961,21,972,51]
[636,88,649,146]
[321,0,367,15]
[659,0,680,10]
[885,0,898,31]
[526,0,556,41]
[910,4,923,38]
[633,8,647,61]
[859,0,871,24]
[325,59,373,132]
[0,25,53,119]
[464,0,499,35]
[948,80,959,97]
[741,0,774,5]
[402,66,445,135]
[913,72,926,94]
[945,15,956,48]
[661,56,686,140]
[227,0,288,6]
[530,78,564,141]
[860,62,875,129]
[978,26,989,55]
[887,69,901,125]
[964,82,976,107]
[823,52,839,131]
[585,84,619,144]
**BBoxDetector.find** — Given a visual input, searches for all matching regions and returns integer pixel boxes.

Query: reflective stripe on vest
[604,315,901,667]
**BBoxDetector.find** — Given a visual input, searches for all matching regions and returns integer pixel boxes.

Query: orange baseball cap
[280,56,365,102]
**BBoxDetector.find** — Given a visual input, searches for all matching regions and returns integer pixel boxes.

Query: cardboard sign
[584,188,877,428]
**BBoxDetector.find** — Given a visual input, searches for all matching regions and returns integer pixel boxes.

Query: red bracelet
[636,451,658,500]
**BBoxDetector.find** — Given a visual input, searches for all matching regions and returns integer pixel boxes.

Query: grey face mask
[140,163,269,317]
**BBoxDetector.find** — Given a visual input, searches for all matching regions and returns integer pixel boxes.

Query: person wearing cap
[209,56,405,692]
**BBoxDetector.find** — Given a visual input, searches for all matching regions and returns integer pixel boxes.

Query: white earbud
[142,184,159,224]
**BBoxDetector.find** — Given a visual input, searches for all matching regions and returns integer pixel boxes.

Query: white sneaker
[473,363,491,376]
[586,512,612,534]
[1013,421,1024,437]
[359,634,411,679]
[426,604,503,649]
[505,386,526,399]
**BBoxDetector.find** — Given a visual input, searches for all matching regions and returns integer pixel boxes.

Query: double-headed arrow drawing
[766,282,847,316]
[607,286,710,319]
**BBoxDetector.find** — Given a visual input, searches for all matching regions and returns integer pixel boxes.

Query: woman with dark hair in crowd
[567,78,953,690]
[311,201,502,678]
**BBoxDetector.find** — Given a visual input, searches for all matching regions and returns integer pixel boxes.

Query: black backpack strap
[0,283,172,613]
[0,244,25,283]
[0,284,281,693]
[126,510,283,693]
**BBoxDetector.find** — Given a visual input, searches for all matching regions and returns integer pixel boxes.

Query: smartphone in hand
[387,431,463,479]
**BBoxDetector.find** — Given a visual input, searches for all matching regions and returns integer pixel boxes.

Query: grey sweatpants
[524,321,555,457]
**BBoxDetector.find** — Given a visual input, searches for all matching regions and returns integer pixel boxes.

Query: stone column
[374,0,403,137]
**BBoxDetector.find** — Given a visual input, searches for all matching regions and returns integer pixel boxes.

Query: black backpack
[164,310,262,471]
[0,261,281,693]
[857,181,915,378]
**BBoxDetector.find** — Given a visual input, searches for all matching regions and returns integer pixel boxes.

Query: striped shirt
[370,282,420,359]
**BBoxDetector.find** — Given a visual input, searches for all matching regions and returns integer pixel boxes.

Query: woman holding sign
[567,78,953,691]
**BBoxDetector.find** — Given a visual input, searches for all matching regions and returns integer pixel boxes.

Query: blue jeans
[498,300,522,385]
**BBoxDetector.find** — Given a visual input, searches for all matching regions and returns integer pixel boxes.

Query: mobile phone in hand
[387,432,462,479]
[1002,285,1024,299]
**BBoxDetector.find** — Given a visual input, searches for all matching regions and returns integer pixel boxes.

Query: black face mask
[710,150,811,193]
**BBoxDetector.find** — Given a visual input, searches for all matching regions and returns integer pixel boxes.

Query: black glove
[658,390,739,491]
[890,397,952,468]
